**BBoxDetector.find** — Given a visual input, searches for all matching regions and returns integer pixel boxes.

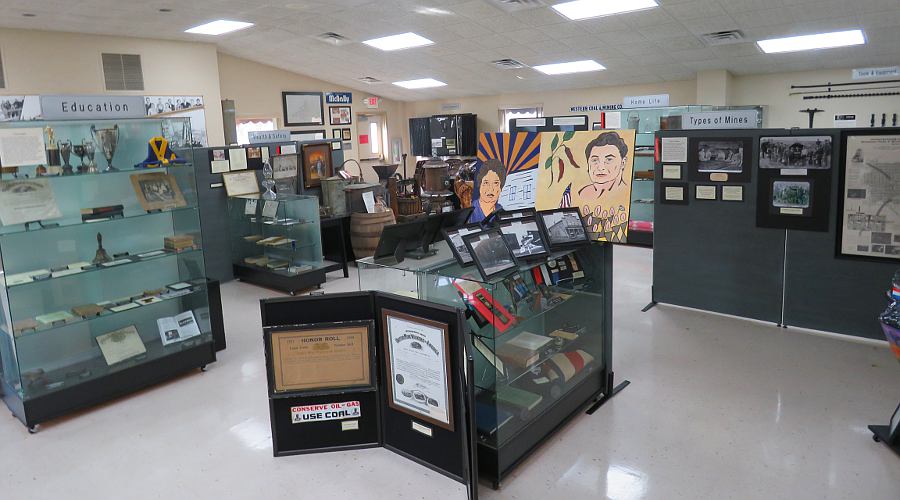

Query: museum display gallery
[1,1,900,498]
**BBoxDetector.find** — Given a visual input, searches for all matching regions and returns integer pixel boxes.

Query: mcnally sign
[40,95,146,120]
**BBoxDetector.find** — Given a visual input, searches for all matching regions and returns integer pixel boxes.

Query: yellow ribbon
[149,136,173,165]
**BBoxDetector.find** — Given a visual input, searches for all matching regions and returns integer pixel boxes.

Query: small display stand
[358,240,620,488]
[227,194,332,295]
[260,292,478,499]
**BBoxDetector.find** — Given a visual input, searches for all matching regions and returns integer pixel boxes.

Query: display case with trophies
[357,239,614,488]
[0,118,217,432]
[226,193,330,295]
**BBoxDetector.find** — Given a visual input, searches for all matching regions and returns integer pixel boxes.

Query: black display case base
[3,342,215,430]
[869,425,900,456]
[234,263,326,296]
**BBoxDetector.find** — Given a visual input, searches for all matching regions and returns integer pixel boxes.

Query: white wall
[0,28,225,145]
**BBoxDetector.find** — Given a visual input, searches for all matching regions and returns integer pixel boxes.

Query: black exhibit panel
[654,130,786,323]
[782,128,900,339]
[375,293,470,484]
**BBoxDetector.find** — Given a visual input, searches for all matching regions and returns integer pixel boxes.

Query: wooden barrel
[350,210,396,259]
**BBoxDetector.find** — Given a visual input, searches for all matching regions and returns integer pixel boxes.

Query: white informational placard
[662,165,682,180]
[262,200,280,219]
[605,112,622,129]
[499,169,538,210]
[386,313,451,428]
[695,185,717,200]
[0,127,47,167]
[624,94,669,108]
[681,110,759,129]
[229,148,248,171]
[661,137,688,163]
[281,144,297,155]
[0,179,62,226]
[665,186,685,201]
[362,191,375,213]
[840,134,900,259]
[834,114,858,127]
[244,199,258,215]
[211,160,230,173]
[248,130,291,143]
[722,185,744,202]
[514,118,545,127]
[552,116,586,126]
[852,66,899,80]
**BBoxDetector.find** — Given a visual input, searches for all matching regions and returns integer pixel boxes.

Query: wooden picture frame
[302,143,333,189]
[129,172,187,212]
[329,105,352,126]
[382,309,454,431]
[282,92,324,127]
[221,171,260,197]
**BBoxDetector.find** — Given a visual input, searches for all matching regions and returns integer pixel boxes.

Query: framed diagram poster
[838,131,900,260]
[382,309,453,431]
[268,322,373,393]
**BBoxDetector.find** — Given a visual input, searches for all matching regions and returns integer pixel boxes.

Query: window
[499,106,543,132]
[370,121,379,155]
[236,118,276,145]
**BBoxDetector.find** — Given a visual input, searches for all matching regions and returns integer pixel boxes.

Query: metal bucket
[322,176,351,217]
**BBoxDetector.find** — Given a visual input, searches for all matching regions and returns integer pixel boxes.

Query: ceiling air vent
[357,76,382,84]
[101,53,144,91]
[316,32,350,46]
[492,58,528,70]
[484,0,547,12]
[700,30,746,46]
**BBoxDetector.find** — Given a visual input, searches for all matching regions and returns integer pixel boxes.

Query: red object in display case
[453,279,515,335]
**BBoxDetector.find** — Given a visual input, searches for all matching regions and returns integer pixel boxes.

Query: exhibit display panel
[227,193,328,295]
[358,241,613,486]
[0,118,216,430]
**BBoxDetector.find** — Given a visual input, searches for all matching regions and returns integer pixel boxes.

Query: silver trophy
[91,124,119,172]
[58,140,74,175]
[82,140,97,174]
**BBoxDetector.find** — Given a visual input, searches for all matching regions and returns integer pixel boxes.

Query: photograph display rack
[0,117,219,431]
[357,240,619,488]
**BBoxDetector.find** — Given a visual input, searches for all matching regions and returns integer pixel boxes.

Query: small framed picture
[332,129,342,140]
[498,217,549,262]
[462,228,518,280]
[535,208,590,250]
[721,185,744,202]
[330,141,341,151]
[341,128,352,141]
[662,164,682,180]
[695,185,717,200]
[282,91,324,127]
[329,106,352,126]
[442,224,483,266]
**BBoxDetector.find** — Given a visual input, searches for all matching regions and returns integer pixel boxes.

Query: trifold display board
[654,128,900,340]
[260,292,478,500]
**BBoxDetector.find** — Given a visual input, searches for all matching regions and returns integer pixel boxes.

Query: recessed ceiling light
[392,78,447,89]
[552,0,658,21]
[757,29,865,54]
[415,7,453,15]
[185,20,253,35]
[363,32,434,51]
[533,59,606,75]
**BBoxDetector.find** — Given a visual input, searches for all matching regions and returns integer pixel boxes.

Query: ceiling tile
[639,22,695,41]
[664,0,728,20]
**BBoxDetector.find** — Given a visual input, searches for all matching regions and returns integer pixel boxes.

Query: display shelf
[358,240,614,487]
[0,117,217,429]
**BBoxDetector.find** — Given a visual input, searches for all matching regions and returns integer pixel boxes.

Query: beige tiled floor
[1,246,898,499]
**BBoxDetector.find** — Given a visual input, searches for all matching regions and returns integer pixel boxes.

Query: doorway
[357,113,386,161]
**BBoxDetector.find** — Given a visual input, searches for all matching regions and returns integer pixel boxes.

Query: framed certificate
[222,171,260,197]
[268,322,373,393]
[382,309,453,431]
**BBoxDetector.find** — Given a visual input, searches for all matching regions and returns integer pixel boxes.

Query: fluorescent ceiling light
[363,32,434,51]
[552,0,659,21]
[185,20,253,35]
[392,78,447,89]
[533,59,606,75]
[757,29,865,54]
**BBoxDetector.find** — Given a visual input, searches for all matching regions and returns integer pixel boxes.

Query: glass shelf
[7,248,201,290]
[1,162,195,180]
[0,206,198,238]
[5,283,207,339]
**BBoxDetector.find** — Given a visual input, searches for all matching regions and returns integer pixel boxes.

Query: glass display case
[358,241,613,487]
[227,193,329,295]
[0,118,216,431]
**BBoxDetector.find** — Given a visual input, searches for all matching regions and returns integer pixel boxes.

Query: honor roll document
[384,310,453,430]
[270,325,371,392]
[841,134,900,259]
[0,179,62,226]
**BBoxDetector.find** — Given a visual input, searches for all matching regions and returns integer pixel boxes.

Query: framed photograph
[267,322,374,393]
[837,131,900,260]
[341,128,352,141]
[330,141,341,151]
[222,171,260,197]
[772,180,811,212]
[688,137,752,183]
[212,149,226,161]
[497,208,536,221]
[282,92,324,127]
[463,228,517,280]
[272,153,299,194]
[129,172,187,212]
[329,106,352,126]
[382,309,453,431]
[535,208,590,250]
[760,136,832,169]
[302,143,333,188]
[290,130,326,142]
[332,129,342,140]
[247,147,261,159]
[498,217,549,261]
[442,224,483,266]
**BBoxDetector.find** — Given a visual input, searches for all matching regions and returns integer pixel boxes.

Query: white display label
[605,112,622,129]
[660,137,687,163]
[695,185,717,200]
[834,114,857,127]
[291,401,361,424]
[662,164,681,180]
[624,94,669,108]
[721,186,743,201]
[248,130,291,143]
[341,420,360,431]
[552,116,586,126]
[515,118,545,127]
[681,110,759,129]
[780,207,804,215]
[780,169,808,176]
[852,66,899,80]
[411,421,433,437]
[665,186,684,201]
[244,199,258,215]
